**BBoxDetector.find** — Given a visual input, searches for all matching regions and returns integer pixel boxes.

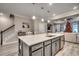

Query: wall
[52,25,55,33]
[33,19,47,34]
[0,15,14,31]
[14,15,33,33]
[33,19,39,34]
[39,22,47,34]
[0,14,33,45]
[0,14,14,45]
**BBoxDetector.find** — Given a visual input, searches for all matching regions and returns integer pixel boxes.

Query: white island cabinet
[18,33,65,56]
[44,40,51,56]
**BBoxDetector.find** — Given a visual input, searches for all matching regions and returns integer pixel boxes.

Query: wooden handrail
[1,25,15,33]
[1,31,3,45]
[0,25,15,45]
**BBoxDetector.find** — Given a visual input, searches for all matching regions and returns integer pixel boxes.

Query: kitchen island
[18,33,65,56]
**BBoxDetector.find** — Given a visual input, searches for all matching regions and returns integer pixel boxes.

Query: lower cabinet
[65,33,76,43]
[55,40,59,53]
[76,34,79,43]
[52,42,56,55]
[45,44,51,56]
[31,43,43,56]
[60,40,64,49]
[32,48,43,56]
[32,39,60,56]
[23,43,29,56]
[18,36,64,56]
[60,36,65,49]
[52,38,60,55]
[18,39,23,56]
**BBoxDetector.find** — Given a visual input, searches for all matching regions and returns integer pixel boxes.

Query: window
[72,21,78,33]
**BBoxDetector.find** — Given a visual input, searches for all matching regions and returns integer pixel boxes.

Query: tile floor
[0,42,79,56]
[0,42,18,56]
[56,42,79,56]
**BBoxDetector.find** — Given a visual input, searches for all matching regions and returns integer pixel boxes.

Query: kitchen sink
[46,35,56,37]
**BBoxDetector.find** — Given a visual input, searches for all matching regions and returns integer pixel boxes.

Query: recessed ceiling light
[41,18,44,22]
[32,16,36,20]
[53,14,56,16]
[49,3,52,6]
[73,6,78,10]
[0,13,3,16]
[47,20,50,23]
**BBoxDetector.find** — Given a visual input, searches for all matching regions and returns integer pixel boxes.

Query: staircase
[0,25,18,45]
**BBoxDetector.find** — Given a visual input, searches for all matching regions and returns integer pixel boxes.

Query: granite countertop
[18,33,64,46]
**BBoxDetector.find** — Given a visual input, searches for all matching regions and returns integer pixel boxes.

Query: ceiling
[0,3,79,20]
